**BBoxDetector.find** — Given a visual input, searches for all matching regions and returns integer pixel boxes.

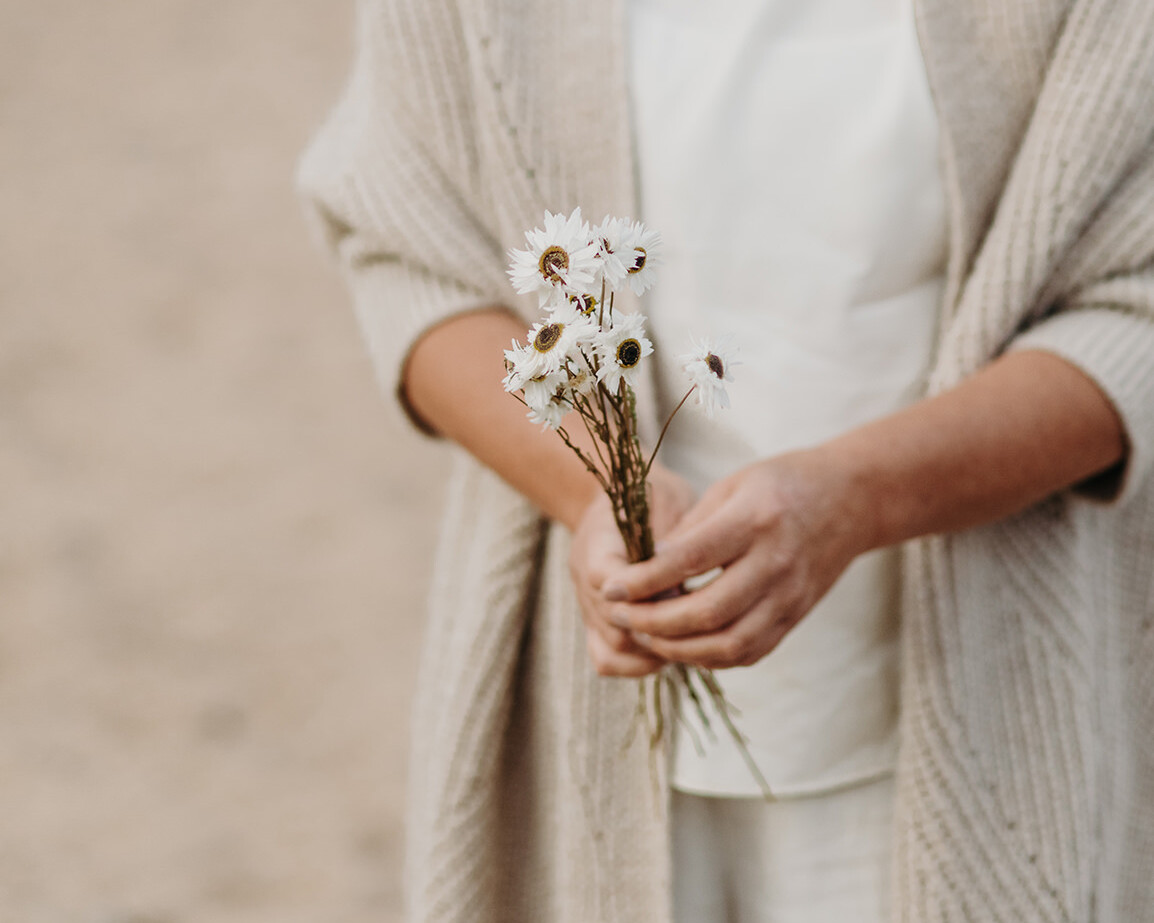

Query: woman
[297,0,1154,920]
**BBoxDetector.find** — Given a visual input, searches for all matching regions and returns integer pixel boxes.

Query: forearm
[823,349,1127,553]
[404,308,601,530]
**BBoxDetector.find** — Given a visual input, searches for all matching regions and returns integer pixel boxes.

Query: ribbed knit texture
[297,0,1154,919]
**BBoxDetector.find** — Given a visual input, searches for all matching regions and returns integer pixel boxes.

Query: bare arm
[405,307,602,531]
[838,349,1126,549]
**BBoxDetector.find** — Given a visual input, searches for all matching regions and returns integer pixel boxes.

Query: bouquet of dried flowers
[503,207,770,798]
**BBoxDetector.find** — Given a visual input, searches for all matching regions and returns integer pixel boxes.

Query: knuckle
[590,648,616,676]
[729,504,757,534]
[621,607,649,633]
[773,546,799,575]
[698,600,729,633]
[718,632,748,665]
[678,544,711,577]
[749,496,785,534]
[773,610,796,632]
[635,636,662,660]
[737,644,762,668]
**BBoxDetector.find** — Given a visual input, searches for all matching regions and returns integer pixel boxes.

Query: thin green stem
[555,427,611,493]
[643,385,696,479]
[696,668,774,801]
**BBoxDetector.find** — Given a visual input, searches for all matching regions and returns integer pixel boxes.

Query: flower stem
[643,385,696,479]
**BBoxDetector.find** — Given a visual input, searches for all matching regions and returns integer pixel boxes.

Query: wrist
[796,440,889,557]
[558,477,604,533]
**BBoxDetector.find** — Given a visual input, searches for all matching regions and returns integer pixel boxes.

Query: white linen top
[628,0,947,796]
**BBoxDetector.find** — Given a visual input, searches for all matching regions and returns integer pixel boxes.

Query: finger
[570,517,630,596]
[588,616,657,657]
[586,628,665,677]
[635,600,800,670]
[607,551,779,638]
[602,502,752,602]
[578,524,630,582]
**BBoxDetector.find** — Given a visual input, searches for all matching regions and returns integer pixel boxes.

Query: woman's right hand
[569,466,695,677]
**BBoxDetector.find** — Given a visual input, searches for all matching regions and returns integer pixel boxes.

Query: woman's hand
[569,466,696,677]
[600,451,869,670]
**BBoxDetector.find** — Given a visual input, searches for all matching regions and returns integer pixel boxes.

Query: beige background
[0,3,449,920]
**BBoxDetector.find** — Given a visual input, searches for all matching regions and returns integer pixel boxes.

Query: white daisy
[567,289,601,320]
[502,339,538,393]
[679,336,738,417]
[545,298,602,335]
[619,220,663,296]
[521,368,569,407]
[564,364,597,398]
[591,215,634,291]
[594,312,654,392]
[523,371,572,429]
[507,207,600,307]
[526,399,570,430]
[507,309,597,384]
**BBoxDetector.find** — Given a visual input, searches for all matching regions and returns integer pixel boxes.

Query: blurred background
[0,2,448,920]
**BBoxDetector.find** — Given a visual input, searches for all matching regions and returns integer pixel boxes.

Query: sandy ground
[0,3,449,920]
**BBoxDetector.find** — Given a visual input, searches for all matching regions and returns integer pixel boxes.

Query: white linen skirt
[672,775,894,923]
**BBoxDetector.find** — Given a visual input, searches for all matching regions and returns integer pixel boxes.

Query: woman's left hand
[569,464,697,677]
[602,450,870,670]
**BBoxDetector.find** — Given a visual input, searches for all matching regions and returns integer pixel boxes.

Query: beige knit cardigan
[298,1,1154,920]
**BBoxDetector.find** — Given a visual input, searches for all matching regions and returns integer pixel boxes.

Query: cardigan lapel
[913,0,1072,318]
[918,0,1154,388]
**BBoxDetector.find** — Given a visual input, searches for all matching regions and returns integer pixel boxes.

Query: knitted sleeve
[295,0,510,432]
[990,1,1154,505]
[1007,141,1154,504]
[1010,280,1154,504]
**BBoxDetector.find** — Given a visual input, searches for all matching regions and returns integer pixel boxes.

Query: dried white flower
[523,369,572,429]
[526,399,569,429]
[502,340,537,393]
[680,336,738,417]
[619,220,662,297]
[502,303,597,393]
[507,208,600,307]
[511,313,596,383]
[591,215,634,291]
[567,290,601,319]
[595,312,654,392]
[564,364,596,398]
[519,368,568,407]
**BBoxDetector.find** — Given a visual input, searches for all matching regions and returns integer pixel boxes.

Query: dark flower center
[538,246,569,283]
[616,339,643,368]
[533,323,563,353]
[570,292,598,316]
[706,353,725,379]
[628,247,647,274]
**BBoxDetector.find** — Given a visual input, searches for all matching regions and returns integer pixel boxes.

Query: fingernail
[633,631,654,648]
[603,582,627,602]
[654,540,670,555]
[607,608,631,630]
